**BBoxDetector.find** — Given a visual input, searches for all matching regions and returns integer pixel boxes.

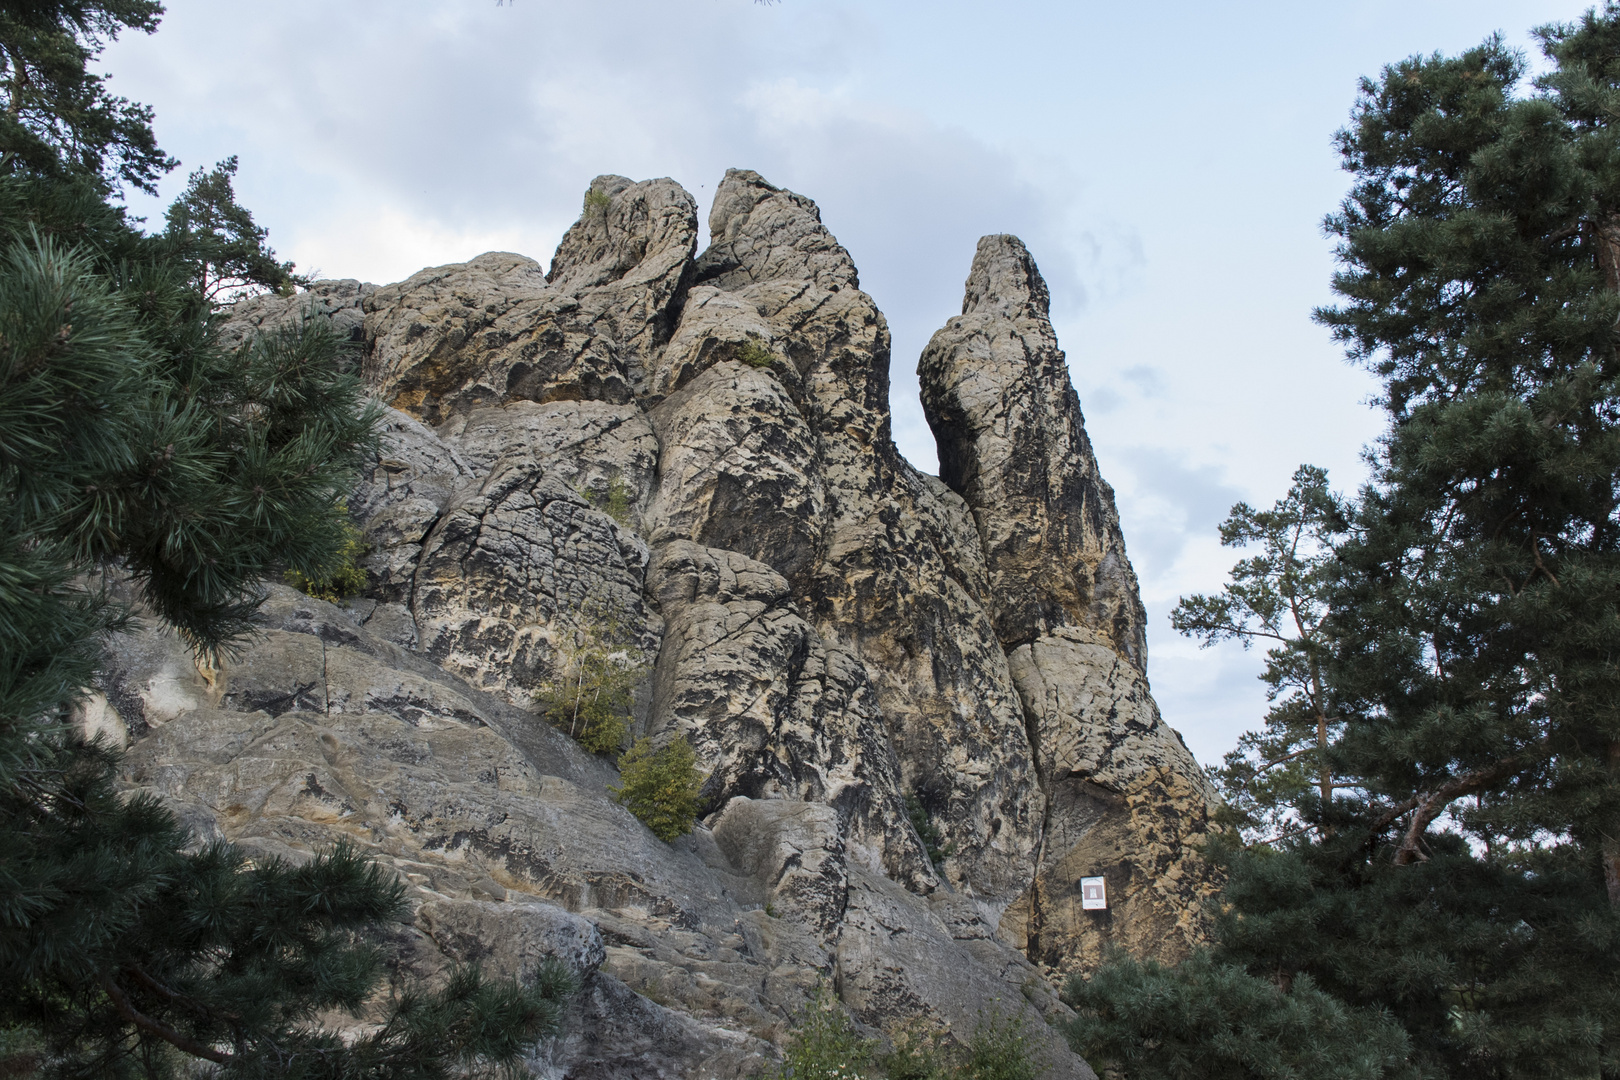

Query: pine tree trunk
[1607,739,1620,906]
[1599,213,1620,907]
[1309,655,1331,806]
[1318,710,1331,806]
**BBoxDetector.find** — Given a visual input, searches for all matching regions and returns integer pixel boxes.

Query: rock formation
[919,234,1221,973]
[100,170,1222,1078]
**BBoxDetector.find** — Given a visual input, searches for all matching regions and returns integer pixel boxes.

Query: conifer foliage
[1067,8,1620,1079]
[163,157,305,303]
[1,3,575,1075]
[1063,950,1417,1080]
[1172,465,1348,841]
[0,0,173,193]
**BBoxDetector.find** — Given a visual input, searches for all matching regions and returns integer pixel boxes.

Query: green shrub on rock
[609,735,703,841]
[904,791,954,869]
[738,337,776,369]
[960,1007,1046,1080]
[600,474,635,525]
[538,618,647,756]
[770,997,1049,1080]
[771,989,878,1080]
[878,1019,951,1080]
[284,514,369,603]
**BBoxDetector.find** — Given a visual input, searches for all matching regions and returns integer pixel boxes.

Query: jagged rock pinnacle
[105,172,1224,1078]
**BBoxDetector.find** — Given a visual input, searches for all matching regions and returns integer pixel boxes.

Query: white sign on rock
[1081,876,1107,911]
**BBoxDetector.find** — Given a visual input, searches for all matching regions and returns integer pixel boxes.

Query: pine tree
[1067,10,1620,1079]
[1283,17,1620,1074]
[1063,949,1417,1080]
[163,156,306,303]
[1317,19,1620,886]
[0,0,173,193]
[1171,465,1349,841]
[1,4,577,1074]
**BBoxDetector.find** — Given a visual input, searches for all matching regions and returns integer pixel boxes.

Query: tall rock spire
[920,235,1146,666]
[920,234,1221,976]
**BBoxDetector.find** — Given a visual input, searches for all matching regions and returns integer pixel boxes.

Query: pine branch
[1248,820,1322,848]
[96,971,231,1065]
[1370,754,1528,866]
[123,964,230,1024]
[1229,745,1322,789]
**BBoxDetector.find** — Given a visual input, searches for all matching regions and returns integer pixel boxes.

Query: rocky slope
[100,170,1221,1077]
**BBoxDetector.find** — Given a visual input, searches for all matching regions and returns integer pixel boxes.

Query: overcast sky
[104,0,1592,769]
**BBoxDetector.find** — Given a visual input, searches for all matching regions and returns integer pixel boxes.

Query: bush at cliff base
[0,3,574,1075]
[1067,9,1620,1079]
[1063,949,1416,1080]
[771,990,1048,1080]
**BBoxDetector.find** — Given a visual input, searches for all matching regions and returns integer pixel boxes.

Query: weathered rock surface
[671,171,1046,914]
[102,585,1082,1079]
[362,176,697,423]
[102,168,1224,1077]
[217,277,372,351]
[920,235,1220,977]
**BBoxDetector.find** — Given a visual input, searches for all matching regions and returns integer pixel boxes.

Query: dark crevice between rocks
[1013,676,1054,969]
[250,681,323,719]
[400,503,451,643]
[929,411,991,558]
[650,242,699,361]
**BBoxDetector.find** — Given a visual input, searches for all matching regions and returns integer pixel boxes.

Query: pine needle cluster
[1063,950,1416,1080]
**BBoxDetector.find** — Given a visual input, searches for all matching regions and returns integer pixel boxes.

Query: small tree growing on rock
[609,735,703,841]
[284,508,369,603]
[161,155,306,303]
[770,988,877,1080]
[537,615,647,756]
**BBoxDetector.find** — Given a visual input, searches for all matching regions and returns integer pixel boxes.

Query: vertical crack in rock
[919,234,1223,979]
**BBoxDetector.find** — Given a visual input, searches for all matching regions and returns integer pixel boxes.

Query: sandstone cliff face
[918,234,1220,975]
[106,170,1221,1077]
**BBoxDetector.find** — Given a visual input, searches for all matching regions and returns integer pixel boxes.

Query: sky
[104,0,1593,770]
